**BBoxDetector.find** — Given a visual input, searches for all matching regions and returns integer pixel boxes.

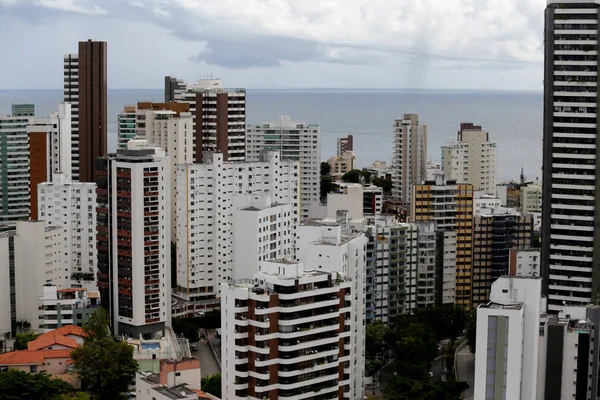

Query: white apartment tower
[542,1,600,310]
[176,151,299,301]
[442,122,497,195]
[38,173,97,290]
[521,181,542,214]
[221,262,365,400]
[247,116,321,220]
[392,114,427,203]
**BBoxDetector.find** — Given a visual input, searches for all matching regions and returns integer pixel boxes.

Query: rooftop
[154,384,197,399]
[27,333,79,351]
[0,349,74,365]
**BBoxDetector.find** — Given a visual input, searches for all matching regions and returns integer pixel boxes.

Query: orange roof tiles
[27,333,79,351]
[0,350,73,365]
[45,325,86,338]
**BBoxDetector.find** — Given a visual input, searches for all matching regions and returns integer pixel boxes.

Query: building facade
[247,116,321,220]
[509,248,541,277]
[442,122,497,195]
[392,114,427,203]
[521,182,542,214]
[38,285,100,332]
[337,134,354,156]
[118,106,137,149]
[328,151,356,180]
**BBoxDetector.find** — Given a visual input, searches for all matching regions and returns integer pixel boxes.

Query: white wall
[0,233,13,336]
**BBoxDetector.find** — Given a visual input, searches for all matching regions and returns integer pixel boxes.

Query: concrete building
[474,276,542,400]
[38,173,98,290]
[0,104,34,222]
[442,122,497,195]
[0,230,16,337]
[136,357,210,400]
[247,115,321,220]
[221,261,365,400]
[472,208,534,307]
[337,134,354,155]
[392,114,427,203]
[435,230,457,306]
[64,40,107,182]
[117,105,137,149]
[521,181,542,214]
[175,151,299,300]
[328,151,356,180]
[426,160,442,181]
[416,221,437,308]
[411,178,474,309]
[473,191,502,215]
[38,285,100,332]
[509,248,541,277]
[165,77,246,162]
[95,142,171,338]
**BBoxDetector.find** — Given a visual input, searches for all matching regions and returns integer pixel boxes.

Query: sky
[0,0,547,90]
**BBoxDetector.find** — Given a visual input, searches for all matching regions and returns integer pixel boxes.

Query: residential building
[509,248,540,277]
[221,261,365,400]
[0,104,34,222]
[521,181,542,214]
[38,173,98,289]
[64,40,107,182]
[136,358,202,397]
[435,230,457,306]
[392,114,427,203]
[337,134,354,155]
[442,122,497,194]
[328,151,356,179]
[368,161,392,180]
[474,276,542,400]
[164,77,246,162]
[175,151,299,300]
[0,230,16,337]
[426,160,442,181]
[38,285,100,332]
[95,141,171,338]
[411,178,474,309]
[473,191,502,214]
[416,221,436,308]
[472,208,534,306]
[117,105,137,149]
[247,115,321,220]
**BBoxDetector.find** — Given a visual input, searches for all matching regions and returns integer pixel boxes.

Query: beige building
[442,123,497,195]
[328,150,355,179]
[521,181,542,213]
[392,114,427,203]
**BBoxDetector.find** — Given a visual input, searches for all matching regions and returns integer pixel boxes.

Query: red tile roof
[27,333,79,351]
[44,325,87,338]
[0,350,73,365]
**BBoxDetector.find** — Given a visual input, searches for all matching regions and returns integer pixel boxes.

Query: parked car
[190,344,198,351]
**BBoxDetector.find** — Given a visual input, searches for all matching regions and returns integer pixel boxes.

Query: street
[191,340,220,378]
[455,342,475,400]
[431,356,444,382]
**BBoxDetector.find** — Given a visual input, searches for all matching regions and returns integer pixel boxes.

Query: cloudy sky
[0,0,546,90]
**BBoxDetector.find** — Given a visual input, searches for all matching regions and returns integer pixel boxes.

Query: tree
[71,309,138,400]
[172,318,200,343]
[465,311,477,354]
[201,373,221,398]
[388,322,437,380]
[320,176,337,201]
[0,369,74,400]
[383,375,468,400]
[320,162,331,177]
[15,320,31,334]
[14,332,39,350]
[60,393,91,400]
[366,319,387,360]
[372,177,393,194]
[342,169,362,183]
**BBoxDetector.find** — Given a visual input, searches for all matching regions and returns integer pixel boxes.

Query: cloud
[36,0,107,15]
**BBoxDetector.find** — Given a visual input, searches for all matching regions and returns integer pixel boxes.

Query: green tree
[383,375,468,400]
[0,369,74,400]
[14,332,39,350]
[465,311,477,354]
[60,393,92,400]
[342,169,362,183]
[71,309,138,400]
[201,373,221,398]
[366,319,387,360]
[320,176,337,201]
[389,322,437,380]
[320,162,331,177]
[372,177,393,194]
[172,318,200,343]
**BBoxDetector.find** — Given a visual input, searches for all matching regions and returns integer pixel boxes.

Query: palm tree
[16,320,30,334]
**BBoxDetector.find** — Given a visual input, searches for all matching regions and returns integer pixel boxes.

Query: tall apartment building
[337,134,354,155]
[328,151,356,180]
[246,116,321,220]
[175,151,299,301]
[118,106,137,149]
[435,230,457,306]
[0,104,34,222]
[416,221,437,308]
[509,248,541,277]
[38,173,98,290]
[472,208,534,307]
[521,181,542,213]
[411,178,474,309]
[542,0,600,310]
[442,122,497,195]
[392,114,427,203]
[64,40,107,182]
[96,142,171,338]
[0,230,16,337]
[221,262,365,400]
[164,77,246,162]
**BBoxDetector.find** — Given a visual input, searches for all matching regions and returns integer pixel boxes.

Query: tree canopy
[366,319,387,360]
[201,373,221,398]
[320,162,331,177]
[172,318,200,343]
[0,369,74,400]
[372,176,393,194]
[14,332,39,350]
[70,308,138,400]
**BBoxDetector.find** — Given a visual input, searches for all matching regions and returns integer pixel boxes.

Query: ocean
[0,89,542,182]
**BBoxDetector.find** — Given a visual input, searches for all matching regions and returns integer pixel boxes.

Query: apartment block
[442,122,497,195]
[392,114,427,203]
[164,77,246,162]
[435,230,457,306]
[509,248,540,277]
[0,230,16,337]
[64,40,107,182]
[247,116,321,220]
[411,178,474,309]
[472,208,533,307]
[221,261,365,400]
[38,285,100,332]
[328,151,356,180]
[176,151,299,301]
[416,221,436,308]
[337,134,353,155]
[520,181,542,214]
[96,142,171,338]
[426,160,442,181]
[118,106,137,149]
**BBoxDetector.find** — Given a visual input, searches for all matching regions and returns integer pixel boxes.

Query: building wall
[521,182,542,214]
[509,249,540,277]
[392,114,427,203]
[0,233,14,337]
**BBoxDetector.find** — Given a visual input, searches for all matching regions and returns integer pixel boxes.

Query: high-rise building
[337,134,354,155]
[0,230,16,337]
[542,1,600,311]
[117,106,137,149]
[95,141,171,338]
[64,40,107,182]
[508,248,541,277]
[247,116,321,220]
[435,230,457,306]
[520,181,542,214]
[38,173,98,290]
[164,77,246,162]
[411,177,474,309]
[328,151,356,179]
[0,104,35,222]
[472,208,534,307]
[175,151,299,300]
[392,114,427,203]
[221,261,365,400]
[442,122,497,195]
